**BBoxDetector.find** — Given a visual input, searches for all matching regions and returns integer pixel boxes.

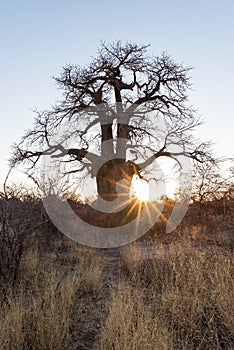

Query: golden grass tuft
[95,281,172,350]
[114,243,234,349]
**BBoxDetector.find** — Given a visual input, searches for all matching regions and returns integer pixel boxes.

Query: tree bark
[101,123,114,157]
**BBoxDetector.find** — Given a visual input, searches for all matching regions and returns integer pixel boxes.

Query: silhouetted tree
[12,41,213,203]
[191,160,234,220]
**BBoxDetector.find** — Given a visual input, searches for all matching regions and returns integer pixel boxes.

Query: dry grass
[0,242,103,350]
[115,244,234,350]
[0,272,77,349]
[95,281,172,350]
[0,233,233,349]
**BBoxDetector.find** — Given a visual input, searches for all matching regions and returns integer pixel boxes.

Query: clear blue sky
[0,0,233,187]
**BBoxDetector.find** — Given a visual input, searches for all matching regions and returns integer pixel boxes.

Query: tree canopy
[12,41,213,202]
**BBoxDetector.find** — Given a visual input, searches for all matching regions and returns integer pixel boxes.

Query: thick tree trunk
[96,158,140,201]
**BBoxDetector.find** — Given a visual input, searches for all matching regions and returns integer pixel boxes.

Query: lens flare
[131,175,149,201]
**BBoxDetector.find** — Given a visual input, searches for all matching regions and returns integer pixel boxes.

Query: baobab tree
[12,41,213,214]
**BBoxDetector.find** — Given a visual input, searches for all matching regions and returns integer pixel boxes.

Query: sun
[130,175,149,201]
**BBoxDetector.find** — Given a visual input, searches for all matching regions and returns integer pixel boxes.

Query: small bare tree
[191,160,234,220]
[0,186,46,286]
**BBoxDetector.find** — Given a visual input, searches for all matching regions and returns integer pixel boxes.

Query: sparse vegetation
[0,187,233,349]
